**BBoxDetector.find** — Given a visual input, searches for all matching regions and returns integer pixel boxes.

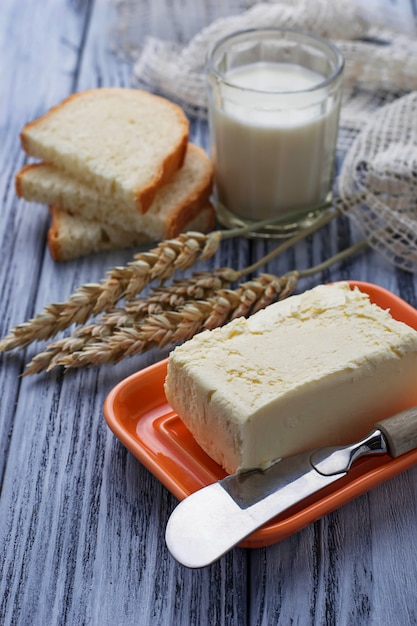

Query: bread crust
[20,88,190,214]
[164,146,215,236]
[46,202,216,262]
[47,206,63,261]
[15,163,44,197]
[135,131,188,213]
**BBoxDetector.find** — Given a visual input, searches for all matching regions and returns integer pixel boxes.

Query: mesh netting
[338,93,417,273]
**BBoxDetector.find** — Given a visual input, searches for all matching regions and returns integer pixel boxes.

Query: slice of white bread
[16,144,214,239]
[20,88,189,213]
[47,205,215,261]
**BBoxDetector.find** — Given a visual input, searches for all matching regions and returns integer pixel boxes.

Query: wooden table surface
[1,1,417,624]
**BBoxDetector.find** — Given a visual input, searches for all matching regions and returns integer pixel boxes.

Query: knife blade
[165,405,417,568]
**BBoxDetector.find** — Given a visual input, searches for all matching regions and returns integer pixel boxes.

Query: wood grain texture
[0,0,417,625]
[376,407,417,458]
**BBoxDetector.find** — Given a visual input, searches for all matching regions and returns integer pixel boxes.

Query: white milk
[209,62,341,221]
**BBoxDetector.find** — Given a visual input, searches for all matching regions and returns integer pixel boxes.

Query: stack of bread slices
[15,88,216,261]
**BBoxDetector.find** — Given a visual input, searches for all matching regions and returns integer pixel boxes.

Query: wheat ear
[0,231,222,353]
[1,206,341,354]
[33,272,299,371]
[24,236,369,374]
[24,268,239,375]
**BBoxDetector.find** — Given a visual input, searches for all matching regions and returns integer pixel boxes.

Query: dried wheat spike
[124,231,222,299]
[23,268,238,374]
[44,271,299,371]
[24,336,87,376]
[126,267,239,314]
[0,231,221,353]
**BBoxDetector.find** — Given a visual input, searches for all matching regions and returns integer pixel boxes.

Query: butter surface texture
[164,283,417,474]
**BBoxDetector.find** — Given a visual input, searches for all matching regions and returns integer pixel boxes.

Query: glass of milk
[207,28,344,236]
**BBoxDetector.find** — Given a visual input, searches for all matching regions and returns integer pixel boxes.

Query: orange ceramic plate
[103,281,417,548]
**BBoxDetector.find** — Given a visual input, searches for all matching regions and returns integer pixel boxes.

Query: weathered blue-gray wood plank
[0,1,248,624]
[1,0,417,625]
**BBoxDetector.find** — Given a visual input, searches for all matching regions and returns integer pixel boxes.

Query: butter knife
[165,405,417,568]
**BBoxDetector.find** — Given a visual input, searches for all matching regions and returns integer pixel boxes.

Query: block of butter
[164,282,417,474]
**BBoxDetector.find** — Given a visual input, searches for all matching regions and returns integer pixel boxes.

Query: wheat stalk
[1,205,339,355]
[0,231,222,353]
[24,236,368,375]
[24,268,239,374]
[28,272,299,372]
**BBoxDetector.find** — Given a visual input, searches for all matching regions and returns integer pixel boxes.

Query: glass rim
[206,27,345,95]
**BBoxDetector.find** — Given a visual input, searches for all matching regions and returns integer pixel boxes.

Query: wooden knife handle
[375,405,417,458]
